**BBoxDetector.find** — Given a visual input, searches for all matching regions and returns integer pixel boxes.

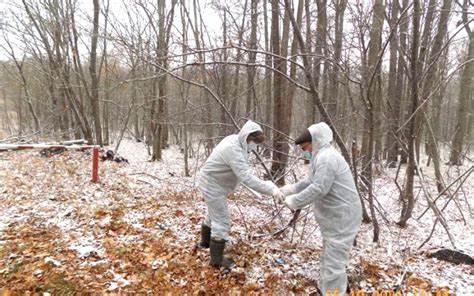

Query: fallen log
[40,146,67,157]
[427,249,474,265]
[0,142,93,152]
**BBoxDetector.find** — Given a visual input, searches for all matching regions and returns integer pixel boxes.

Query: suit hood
[307,122,333,155]
[238,120,262,150]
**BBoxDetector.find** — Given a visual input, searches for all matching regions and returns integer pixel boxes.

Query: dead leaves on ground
[0,151,446,295]
[0,151,309,294]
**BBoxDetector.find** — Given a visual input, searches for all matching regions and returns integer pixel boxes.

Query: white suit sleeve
[286,156,336,209]
[292,178,312,194]
[281,178,311,195]
[224,146,276,196]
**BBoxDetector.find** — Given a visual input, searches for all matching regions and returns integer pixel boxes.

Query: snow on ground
[0,139,472,294]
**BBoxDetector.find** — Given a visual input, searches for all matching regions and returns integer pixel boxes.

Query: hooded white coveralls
[285,122,362,295]
[197,120,277,241]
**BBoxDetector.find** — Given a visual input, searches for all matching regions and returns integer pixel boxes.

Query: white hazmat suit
[284,122,362,295]
[197,120,278,241]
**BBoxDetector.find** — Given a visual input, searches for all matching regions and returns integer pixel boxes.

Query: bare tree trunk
[89,0,103,145]
[285,0,303,111]
[369,0,384,163]
[220,10,229,134]
[450,2,473,165]
[303,0,312,126]
[153,1,166,160]
[398,0,410,164]
[386,0,400,167]
[16,88,24,136]
[423,53,447,188]
[413,0,437,160]
[246,0,258,118]
[101,2,110,146]
[264,0,273,137]
[398,0,420,228]
[151,0,176,160]
[360,0,384,241]
[307,0,327,126]
[270,0,282,174]
[102,56,110,146]
[2,89,12,135]
[52,28,69,139]
[270,0,290,184]
[327,0,347,122]
[180,2,191,177]
[422,0,452,192]
[193,0,213,154]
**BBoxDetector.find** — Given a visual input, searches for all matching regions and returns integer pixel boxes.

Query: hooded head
[308,122,333,154]
[238,120,263,150]
[295,122,333,157]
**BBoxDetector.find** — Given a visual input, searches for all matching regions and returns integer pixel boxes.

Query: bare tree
[307,0,327,126]
[359,0,385,241]
[246,0,258,118]
[385,0,401,168]
[449,0,473,165]
[422,0,453,192]
[270,0,288,183]
[263,0,273,136]
[89,0,103,145]
[327,0,347,122]
[398,0,420,228]
[1,37,40,132]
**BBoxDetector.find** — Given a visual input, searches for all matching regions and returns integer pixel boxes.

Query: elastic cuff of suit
[211,237,228,242]
[285,195,299,210]
[282,184,297,196]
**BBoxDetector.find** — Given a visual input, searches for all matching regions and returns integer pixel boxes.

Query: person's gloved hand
[272,187,285,204]
[280,184,296,196]
[284,194,299,210]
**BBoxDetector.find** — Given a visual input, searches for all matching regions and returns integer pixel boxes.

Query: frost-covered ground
[0,139,472,295]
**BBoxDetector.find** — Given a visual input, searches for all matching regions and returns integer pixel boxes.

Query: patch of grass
[18,244,28,253]
[36,274,77,295]
[2,259,24,281]
[116,246,128,257]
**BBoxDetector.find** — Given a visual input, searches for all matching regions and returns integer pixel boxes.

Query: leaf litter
[0,139,472,294]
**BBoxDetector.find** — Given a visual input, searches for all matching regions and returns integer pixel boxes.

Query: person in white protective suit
[197,120,285,268]
[280,122,362,295]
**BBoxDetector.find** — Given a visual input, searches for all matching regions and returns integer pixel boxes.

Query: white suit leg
[319,239,326,292]
[203,211,211,227]
[319,236,355,296]
[204,197,231,241]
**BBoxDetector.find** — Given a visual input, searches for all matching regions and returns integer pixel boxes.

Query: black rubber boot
[199,224,211,248]
[209,238,234,269]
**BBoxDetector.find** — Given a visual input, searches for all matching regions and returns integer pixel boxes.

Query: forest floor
[0,140,472,295]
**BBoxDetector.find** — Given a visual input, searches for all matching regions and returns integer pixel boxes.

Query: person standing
[197,120,284,268]
[280,122,362,295]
